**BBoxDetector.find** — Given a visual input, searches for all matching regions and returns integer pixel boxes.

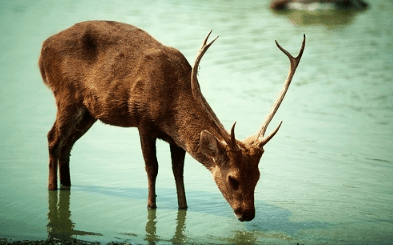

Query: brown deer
[39,21,305,222]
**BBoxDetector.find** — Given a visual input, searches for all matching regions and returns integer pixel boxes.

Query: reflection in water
[45,188,330,244]
[145,209,187,244]
[48,189,189,244]
[226,230,259,244]
[145,209,159,244]
[47,191,102,243]
[171,209,187,244]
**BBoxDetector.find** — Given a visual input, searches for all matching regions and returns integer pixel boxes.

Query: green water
[1,0,392,244]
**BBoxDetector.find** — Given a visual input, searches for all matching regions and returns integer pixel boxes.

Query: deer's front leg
[139,133,159,209]
[170,144,187,209]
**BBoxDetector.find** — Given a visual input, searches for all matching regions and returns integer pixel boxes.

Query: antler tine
[256,35,306,146]
[258,121,282,147]
[202,30,214,46]
[191,31,239,149]
[230,122,240,151]
[275,34,306,70]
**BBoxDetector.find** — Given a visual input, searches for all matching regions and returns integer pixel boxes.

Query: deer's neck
[161,99,223,169]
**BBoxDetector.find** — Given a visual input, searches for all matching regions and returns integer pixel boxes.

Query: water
[1,0,392,244]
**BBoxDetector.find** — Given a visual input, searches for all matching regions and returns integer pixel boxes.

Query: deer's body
[39,21,305,221]
[40,21,211,154]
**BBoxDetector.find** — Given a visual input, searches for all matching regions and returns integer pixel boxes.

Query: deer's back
[39,21,193,128]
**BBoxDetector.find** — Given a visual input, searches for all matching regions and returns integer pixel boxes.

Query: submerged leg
[170,144,187,209]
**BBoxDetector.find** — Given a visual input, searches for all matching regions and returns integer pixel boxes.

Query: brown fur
[39,21,304,221]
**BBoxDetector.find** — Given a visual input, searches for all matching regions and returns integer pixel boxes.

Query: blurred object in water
[270,0,369,11]
[274,9,363,26]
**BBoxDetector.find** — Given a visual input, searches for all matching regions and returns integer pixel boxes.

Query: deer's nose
[235,208,255,222]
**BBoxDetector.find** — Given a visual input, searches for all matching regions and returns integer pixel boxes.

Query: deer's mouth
[234,207,255,222]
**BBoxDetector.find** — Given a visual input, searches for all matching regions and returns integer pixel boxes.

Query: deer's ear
[200,130,225,157]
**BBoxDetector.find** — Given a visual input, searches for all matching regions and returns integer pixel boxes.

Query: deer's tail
[38,50,50,87]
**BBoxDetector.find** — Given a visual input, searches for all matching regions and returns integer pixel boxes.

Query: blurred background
[0,0,392,244]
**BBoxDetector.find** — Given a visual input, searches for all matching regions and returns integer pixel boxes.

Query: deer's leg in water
[47,104,80,190]
[58,109,97,189]
[139,131,159,209]
[170,144,187,209]
[47,105,96,190]
[47,122,59,190]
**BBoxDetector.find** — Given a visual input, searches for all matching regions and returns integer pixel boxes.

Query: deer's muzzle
[234,207,255,222]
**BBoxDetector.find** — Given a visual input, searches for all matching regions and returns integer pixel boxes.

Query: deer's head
[191,31,305,221]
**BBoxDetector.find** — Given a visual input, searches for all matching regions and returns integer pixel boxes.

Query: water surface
[1,0,392,244]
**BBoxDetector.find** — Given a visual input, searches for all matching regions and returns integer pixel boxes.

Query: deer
[39,20,305,222]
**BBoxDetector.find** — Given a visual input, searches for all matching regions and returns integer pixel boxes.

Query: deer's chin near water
[235,209,255,222]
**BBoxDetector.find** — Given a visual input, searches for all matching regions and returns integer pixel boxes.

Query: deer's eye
[228,176,239,190]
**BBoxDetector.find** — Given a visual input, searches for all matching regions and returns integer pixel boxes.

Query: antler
[255,35,306,147]
[191,31,240,151]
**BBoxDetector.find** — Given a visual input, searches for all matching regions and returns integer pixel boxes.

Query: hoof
[147,204,157,209]
[60,184,71,190]
[48,184,57,190]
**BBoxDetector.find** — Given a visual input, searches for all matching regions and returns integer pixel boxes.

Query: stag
[39,21,305,221]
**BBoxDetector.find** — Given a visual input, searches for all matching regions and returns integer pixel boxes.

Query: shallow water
[1,0,393,244]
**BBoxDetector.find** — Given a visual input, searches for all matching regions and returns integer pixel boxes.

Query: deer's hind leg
[58,108,97,189]
[48,121,59,190]
[47,103,96,190]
